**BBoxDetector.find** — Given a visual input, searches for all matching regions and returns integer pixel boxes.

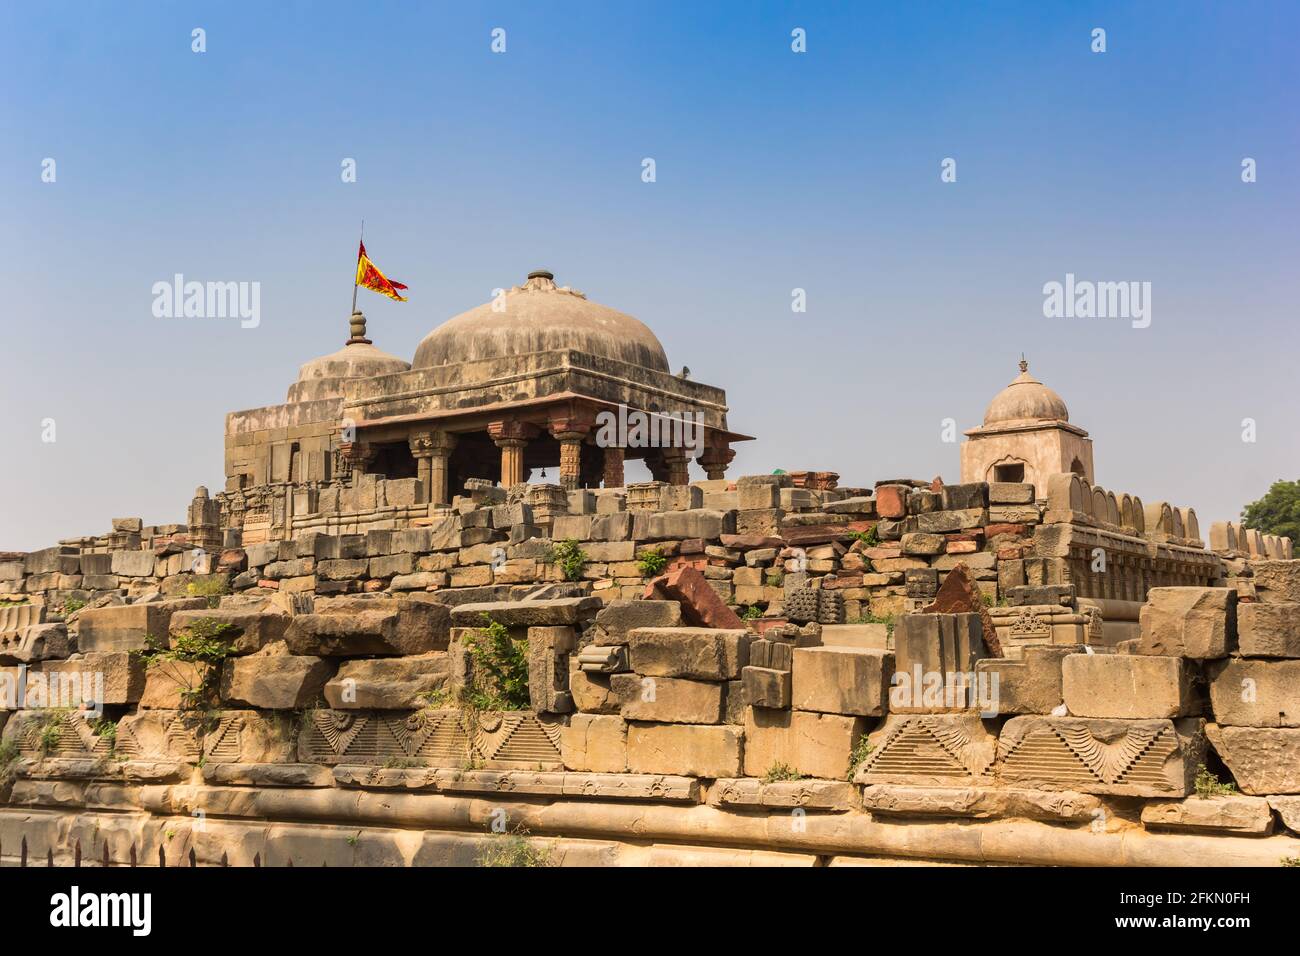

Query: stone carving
[855,714,997,786]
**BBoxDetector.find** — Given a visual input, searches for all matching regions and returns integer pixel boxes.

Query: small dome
[412,271,670,372]
[287,311,410,402]
[983,360,1069,425]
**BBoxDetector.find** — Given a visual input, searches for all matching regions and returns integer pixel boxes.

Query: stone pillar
[602,446,625,488]
[488,421,531,489]
[338,441,376,481]
[548,416,594,492]
[661,447,691,487]
[697,443,735,481]
[409,430,458,505]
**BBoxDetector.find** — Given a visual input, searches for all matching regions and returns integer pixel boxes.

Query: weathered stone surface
[791,646,891,717]
[109,550,155,577]
[626,627,750,680]
[1237,603,1300,658]
[1137,587,1237,659]
[999,716,1205,797]
[0,623,71,664]
[168,604,290,655]
[645,566,745,630]
[559,713,627,773]
[203,710,299,764]
[709,777,856,810]
[626,722,743,778]
[1062,653,1194,719]
[819,623,889,650]
[114,709,203,762]
[891,613,988,712]
[284,598,450,656]
[855,714,996,786]
[975,645,1074,715]
[568,663,618,714]
[322,653,449,710]
[139,660,216,709]
[592,600,682,644]
[1250,560,1300,604]
[922,565,1002,656]
[744,708,866,781]
[1206,724,1300,794]
[860,784,1101,822]
[77,599,208,654]
[611,673,722,724]
[36,653,146,706]
[1141,795,1273,834]
[448,597,601,628]
[220,644,334,709]
[1267,796,1300,834]
[1206,658,1300,727]
[743,666,791,709]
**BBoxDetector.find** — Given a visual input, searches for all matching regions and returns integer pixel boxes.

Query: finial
[528,269,554,281]
[348,310,371,345]
[1019,354,1028,374]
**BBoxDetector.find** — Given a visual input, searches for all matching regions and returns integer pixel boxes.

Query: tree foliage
[1241,479,1300,547]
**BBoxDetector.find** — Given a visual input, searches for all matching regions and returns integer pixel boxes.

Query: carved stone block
[854,714,997,786]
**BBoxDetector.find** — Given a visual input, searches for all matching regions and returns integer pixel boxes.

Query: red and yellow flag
[356,240,409,301]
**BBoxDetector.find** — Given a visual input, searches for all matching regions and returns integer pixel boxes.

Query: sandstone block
[220,644,334,709]
[854,714,996,785]
[974,645,1074,715]
[168,604,290,655]
[743,708,866,780]
[1237,603,1300,658]
[77,599,208,654]
[791,646,891,717]
[0,623,71,664]
[626,722,743,777]
[448,597,600,628]
[1207,658,1300,727]
[1137,587,1236,659]
[1061,653,1193,719]
[36,653,146,706]
[626,627,750,680]
[743,666,791,709]
[1140,795,1273,834]
[109,550,155,577]
[999,715,1205,797]
[593,599,682,644]
[284,598,450,656]
[1206,724,1300,794]
[323,653,450,709]
[860,784,1100,822]
[1250,560,1300,604]
[559,713,628,773]
[611,673,723,723]
[139,661,216,709]
[645,566,745,629]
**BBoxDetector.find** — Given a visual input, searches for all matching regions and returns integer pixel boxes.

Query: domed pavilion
[959,358,1094,498]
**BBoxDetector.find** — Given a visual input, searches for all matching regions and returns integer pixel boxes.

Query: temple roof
[982,359,1070,426]
[287,311,410,403]
[411,271,671,373]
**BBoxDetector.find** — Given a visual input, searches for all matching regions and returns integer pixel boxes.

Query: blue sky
[2,1,1297,549]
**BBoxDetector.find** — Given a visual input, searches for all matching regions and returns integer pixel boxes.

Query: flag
[355,240,409,301]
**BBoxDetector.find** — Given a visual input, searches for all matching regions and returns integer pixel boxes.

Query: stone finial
[348,310,371,345]
[1019,354,1029,374]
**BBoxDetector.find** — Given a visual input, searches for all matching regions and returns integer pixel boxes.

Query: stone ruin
[2,279,1298,867]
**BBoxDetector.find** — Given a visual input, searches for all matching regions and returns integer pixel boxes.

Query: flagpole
[350,219,365,314]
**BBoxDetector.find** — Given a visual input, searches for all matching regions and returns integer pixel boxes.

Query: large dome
[287,311,410,402]
[983,361,1069,425]
[412,271,670,372]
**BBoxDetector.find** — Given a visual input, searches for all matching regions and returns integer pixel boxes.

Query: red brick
[645,566,745,630]
[875,485,909,519]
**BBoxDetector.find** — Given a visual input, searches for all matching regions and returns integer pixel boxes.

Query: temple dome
[287,311,410,403]
[411,270,670,372]
[982,360,1069,425]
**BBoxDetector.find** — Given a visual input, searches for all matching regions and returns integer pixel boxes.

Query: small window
[994,463,1025,483]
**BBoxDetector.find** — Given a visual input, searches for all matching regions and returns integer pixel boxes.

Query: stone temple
[1,273,1299,868]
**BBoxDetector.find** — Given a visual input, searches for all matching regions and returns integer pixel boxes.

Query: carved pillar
[338,441,376,481]
[661,447,691,487]
[645,449,670,484]
[548,416,594,492]
[409,430,457,505]
[602,446,625,489]
[488,421,532,489]
[697,443,735,481]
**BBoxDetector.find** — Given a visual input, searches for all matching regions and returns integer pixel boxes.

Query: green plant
[0,738,21,788]
[187,575,230,608]
[90,717,117,748]
[765,570,783,587]
[61,598,86,616]
[37,714,65,756]
[346,832,359,847]
[847,525,880,548]
[762,762,802,784]
[383,757,421,769]
[1194,764,1237,798]
[477,826,555,867]
[636,547,668,578]
[740,605,763,621]
[846,735,874,781]
[1240,479,1300,548]
[547,539,588,582]
[461,615,530,711]
[1282,856,1300,867]
[135,619,237,709]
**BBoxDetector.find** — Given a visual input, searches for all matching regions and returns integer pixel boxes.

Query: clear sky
[2,1,1297,550]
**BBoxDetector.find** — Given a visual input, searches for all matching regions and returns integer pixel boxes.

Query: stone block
[899,533,945,556]
[999,715,1205,797]
[941,482,988,511]
[1206,724,1300,794]
[626,722,743,777]
[0,622,71,664]
[323,653,450,709]
[35,653,146,706]
[1137,587,1236,659]
[1140,795,1273,834]
[860,784,1101,822]
[1207,658,1300,727]
[559,713,628,773]
[448,597,601,628]
[890,613,988,712]
[874,484,909,519]
[1237,603,1300,658]
[974,645,1074,715]
[1251,560,1300,604]
[220,644,335,709]
[114,709,203,762]
[527,624,577,715]
[743,708,866,780]
[988,482,1035,505]
[284,598,450,656]
[611,673,723,723]
[818,623,889,650]
[110,550,156,577]
[644,566,745,629]
[791,646,891,717]
[77,599,208,654]
[139,661,216,709]
[854,714,996,786]
[204,709,299,764]
[168,604,290,655]
[626,627,750,680]
[743,666,791,709]
[1062,653,1194,719]
[710,777,857,811]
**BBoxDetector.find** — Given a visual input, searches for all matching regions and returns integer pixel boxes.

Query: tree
[1241,480,1300,547]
